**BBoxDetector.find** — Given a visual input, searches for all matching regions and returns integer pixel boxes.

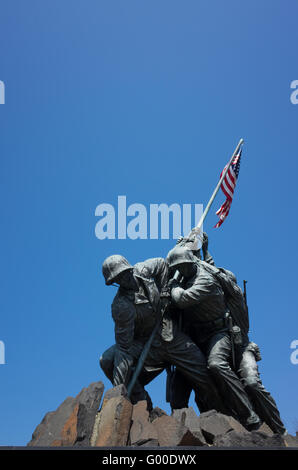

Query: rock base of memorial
[28,382,298,448]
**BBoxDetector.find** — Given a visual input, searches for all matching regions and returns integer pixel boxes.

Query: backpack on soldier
[199,261,249,336]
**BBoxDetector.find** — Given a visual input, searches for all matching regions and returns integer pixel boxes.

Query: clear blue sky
[0,1,297,445]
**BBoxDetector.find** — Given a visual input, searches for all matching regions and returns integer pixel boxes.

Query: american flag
[214,147,242,228]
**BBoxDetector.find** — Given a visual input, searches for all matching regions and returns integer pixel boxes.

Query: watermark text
[95,196,203,241]
[0,80,5,104]
[0,341,5,365]
[290,80,298,104]
[290,339,298,365]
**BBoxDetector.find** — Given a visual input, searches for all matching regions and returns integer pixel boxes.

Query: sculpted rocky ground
[28,382,298,448]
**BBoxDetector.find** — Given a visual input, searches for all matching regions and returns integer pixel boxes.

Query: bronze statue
[99,229,286,435]
[100,254,225,413]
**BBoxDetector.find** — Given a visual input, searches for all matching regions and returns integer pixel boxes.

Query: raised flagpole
[186,138,244,245]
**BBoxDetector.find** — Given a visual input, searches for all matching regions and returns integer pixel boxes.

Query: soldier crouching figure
[99,253,225,414]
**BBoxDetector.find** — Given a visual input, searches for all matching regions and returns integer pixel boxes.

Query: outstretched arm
[139,257,170,309]
[112,295,135,353]
[202,232,215,266]
[111,295,136,386]
[171,276,215,309]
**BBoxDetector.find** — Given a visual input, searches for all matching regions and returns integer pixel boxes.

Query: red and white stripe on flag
[214,153,241,228]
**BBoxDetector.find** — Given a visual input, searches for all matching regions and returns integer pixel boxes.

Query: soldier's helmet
[166,246,195,270]
[102,255,133,285]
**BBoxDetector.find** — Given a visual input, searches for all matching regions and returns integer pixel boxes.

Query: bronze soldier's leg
[205,331,260,429]
[146,331,225,413]
[138,366,164,386]
[99,345,115,382]
[169,369,217,413]
[137,366,165,412]
[169,369,193,410]
[100,343,154,407]
[238,350,286,434]
[100,344,134,385]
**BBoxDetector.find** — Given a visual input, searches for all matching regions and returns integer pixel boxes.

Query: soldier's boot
[130,382,153,412]
[207,359,261,430]
[245,410,261,431]
[242,376,286,434]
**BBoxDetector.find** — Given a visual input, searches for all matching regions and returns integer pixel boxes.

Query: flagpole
[190,138,244,237]
[174,138,244,260]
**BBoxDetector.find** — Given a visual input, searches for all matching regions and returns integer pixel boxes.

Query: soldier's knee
[207,358,226,375]
[99,353,111,373]
[99,354,105,370]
